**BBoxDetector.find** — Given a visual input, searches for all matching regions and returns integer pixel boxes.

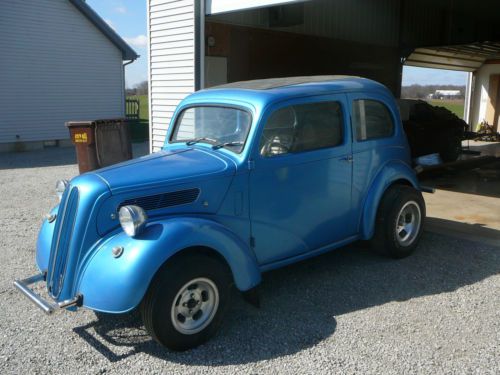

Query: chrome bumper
[13,273,82,315]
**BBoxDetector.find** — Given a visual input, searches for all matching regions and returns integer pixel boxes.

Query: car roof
[212,75,367,90]
[184,76,391,109]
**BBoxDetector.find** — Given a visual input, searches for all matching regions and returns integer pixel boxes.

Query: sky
[87,1,469,89]
[87,0,148,88]
[402,66,468,86]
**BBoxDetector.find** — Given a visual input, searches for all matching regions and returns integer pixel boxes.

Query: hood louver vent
[119,188,200,212]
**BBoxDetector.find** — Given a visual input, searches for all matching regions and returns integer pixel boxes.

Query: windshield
[171,106,252,153]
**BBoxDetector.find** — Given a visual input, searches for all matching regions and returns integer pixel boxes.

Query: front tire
[141,254,231,351]
[371,185,425,258]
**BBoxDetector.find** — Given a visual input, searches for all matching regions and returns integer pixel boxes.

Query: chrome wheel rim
[395,201,421,247]
[171,277,219,335]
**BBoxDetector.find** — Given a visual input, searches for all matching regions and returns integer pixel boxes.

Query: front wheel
[371,185,425,258]
[141,254,231,351]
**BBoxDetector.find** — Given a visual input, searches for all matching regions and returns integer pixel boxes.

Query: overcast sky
[87,1,469,88]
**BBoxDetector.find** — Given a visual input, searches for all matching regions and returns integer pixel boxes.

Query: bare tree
[135,80,149,96]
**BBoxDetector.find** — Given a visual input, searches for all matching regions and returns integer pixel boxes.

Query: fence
[125,98,140,121]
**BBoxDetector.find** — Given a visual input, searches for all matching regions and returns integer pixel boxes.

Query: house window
[352,100,394,141]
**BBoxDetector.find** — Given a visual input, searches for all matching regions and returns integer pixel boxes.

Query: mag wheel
[371,185,425,259]
[141,254,231,351]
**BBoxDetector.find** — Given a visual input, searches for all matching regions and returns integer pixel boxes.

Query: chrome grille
[118,188,200,212]
[47,186,79,298]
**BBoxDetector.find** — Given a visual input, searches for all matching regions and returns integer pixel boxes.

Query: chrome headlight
[118,205,148,237]
[55,179,69,201]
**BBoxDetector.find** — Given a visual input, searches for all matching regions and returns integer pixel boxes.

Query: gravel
[1,145,499,374]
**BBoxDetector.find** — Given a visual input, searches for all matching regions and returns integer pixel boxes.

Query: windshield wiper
[185,137,217,146]
[212,141,244,150]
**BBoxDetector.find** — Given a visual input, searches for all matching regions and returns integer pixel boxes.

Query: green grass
[428,99,465,119]
[127,95,149,142]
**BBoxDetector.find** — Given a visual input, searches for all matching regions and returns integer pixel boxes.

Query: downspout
[122,59,135,116]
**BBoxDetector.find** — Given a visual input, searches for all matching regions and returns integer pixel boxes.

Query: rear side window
[352,99,394,141]
[260,101,343,157]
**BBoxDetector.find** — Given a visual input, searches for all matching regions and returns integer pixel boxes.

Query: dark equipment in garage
[399,100,468,162]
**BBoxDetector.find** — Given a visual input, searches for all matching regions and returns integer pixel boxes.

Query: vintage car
[15,76,425,351]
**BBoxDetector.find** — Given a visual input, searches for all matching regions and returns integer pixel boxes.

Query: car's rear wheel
[371,185,425,258]
[141,253,231,351]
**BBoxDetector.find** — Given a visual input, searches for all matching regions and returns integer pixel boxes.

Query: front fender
[360,160,419,240]
[76,217,261,313]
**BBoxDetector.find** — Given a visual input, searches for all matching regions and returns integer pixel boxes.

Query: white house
[0,0,138,152]
[433,90,462,99]
[147,0,500,152]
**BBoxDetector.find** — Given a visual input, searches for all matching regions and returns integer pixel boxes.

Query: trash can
[66,119,132,174]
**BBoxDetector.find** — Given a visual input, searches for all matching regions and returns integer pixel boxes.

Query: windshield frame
[168,104,254,154]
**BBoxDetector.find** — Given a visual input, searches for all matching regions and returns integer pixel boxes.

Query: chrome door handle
[340,155,353,162]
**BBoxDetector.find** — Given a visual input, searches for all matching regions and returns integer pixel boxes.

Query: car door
[248,95,355,265]
[347,93,400,227]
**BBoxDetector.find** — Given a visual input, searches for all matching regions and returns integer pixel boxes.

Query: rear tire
[440,134,462,162]
[371,185,425,258]
[141,253,231,351]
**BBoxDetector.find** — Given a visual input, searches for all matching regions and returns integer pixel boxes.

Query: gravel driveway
[0,146,499,374]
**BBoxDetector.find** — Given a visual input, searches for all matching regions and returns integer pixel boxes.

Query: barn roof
[69,0,138,61]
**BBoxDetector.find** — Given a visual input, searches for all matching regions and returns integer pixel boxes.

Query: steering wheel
[261,137,291,156]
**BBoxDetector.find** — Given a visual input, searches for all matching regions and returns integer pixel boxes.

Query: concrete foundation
[0,139,73,153]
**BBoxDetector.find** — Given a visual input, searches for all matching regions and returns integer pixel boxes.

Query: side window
[352,99,394,141]
[260,101,343,157]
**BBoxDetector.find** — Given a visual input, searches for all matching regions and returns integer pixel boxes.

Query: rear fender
[76,217,261,313]
[360,160,420,240]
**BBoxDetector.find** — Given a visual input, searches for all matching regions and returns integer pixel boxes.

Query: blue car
[15,76,425,350]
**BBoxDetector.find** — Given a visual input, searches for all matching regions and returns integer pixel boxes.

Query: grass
[427,99,465,119]
[127,95,149,142]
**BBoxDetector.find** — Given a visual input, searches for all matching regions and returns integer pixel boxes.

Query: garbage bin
[66,119,132,174]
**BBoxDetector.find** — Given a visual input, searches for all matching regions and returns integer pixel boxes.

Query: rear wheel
[440,134,462,162]
[141,254,231,351]
[371,185,425,258]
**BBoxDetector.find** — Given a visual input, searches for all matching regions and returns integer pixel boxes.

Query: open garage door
[405,42,500,72]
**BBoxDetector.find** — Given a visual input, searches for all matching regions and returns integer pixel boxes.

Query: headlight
[118,205,148,237]
[55,179,69,201]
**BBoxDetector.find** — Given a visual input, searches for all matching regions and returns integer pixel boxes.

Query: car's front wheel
[141,253,231,351]
[371,185,425,258]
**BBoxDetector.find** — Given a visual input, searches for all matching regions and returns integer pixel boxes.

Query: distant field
[427,99,465,118]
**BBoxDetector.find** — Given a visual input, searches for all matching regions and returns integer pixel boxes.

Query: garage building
[0,0,138,152]
[147,0,500,152]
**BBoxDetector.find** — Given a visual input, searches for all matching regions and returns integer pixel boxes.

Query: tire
[141,253,231,351]
[439,134,461,162]
[371,185,425,259]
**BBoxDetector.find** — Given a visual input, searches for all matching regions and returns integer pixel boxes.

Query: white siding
[0,0,125,144]
[148,0,197,152]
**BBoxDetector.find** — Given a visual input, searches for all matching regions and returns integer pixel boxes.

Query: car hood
[95,148,236,194]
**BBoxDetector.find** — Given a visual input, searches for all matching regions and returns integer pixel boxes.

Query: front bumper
[13,273,82,315]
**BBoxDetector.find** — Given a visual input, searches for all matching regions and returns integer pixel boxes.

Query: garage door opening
[204,0,402,94]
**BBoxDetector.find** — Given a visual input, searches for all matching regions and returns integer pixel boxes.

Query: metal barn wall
[0,0,125,145]
[148,0,198,152]
[208,0,400,47]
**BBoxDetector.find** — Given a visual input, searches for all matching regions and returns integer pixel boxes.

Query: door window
[352,100,394,141]
[260,101,343,157]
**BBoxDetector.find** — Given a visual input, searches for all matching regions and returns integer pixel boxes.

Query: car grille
[118,188,200,212]
[47,186,79,298]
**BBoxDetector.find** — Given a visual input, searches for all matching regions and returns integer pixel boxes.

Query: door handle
[340,155,353,162]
